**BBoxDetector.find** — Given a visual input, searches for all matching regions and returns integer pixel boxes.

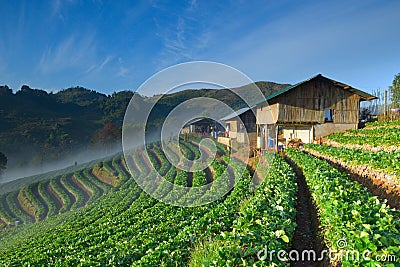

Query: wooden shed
[255,74,377,150]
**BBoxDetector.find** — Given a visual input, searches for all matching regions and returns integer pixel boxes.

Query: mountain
[0,85,132,179]
[0,81,289,180]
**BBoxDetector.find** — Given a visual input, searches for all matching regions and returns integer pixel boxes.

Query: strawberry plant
[286,148,400,266]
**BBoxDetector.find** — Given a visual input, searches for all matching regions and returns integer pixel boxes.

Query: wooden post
[384,90,387,118]
[275,124,278,152]
[311,124,315,143]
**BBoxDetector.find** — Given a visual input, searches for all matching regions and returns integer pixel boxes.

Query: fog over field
[0,144,122,184]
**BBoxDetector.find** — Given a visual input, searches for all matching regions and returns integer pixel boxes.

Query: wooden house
[181,118,224,137]
[219,74,376,150]
[217,107,257,148]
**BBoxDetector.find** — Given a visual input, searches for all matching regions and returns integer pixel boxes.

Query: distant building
[219,107,257,147]
[181,118,224,137]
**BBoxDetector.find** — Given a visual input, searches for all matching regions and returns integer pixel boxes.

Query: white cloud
[85,55,114,74]
[37,34,97,74]
[153,1,211,68]
[116,66,129,77]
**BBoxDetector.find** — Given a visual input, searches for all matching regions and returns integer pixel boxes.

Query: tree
[389,73,400,109]
[91,123,121,153]
[0,152,7,177]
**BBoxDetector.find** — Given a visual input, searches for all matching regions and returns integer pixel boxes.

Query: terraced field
[325,120,400,152]
[0,155,120,229]
[0,129,400,266]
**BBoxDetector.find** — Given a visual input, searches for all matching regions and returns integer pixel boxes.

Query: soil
[31,184,48,220]
[72,175,93,198]
[186,172,193,187]
[46,181,63,213]
[58,176,77,208]
[0,195,16,223]
[284,156,331,267]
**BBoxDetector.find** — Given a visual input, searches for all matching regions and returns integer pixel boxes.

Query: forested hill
[0,81,288,179]
[0,85,133,177]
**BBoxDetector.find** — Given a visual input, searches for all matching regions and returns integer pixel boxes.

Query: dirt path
[72,175,93,198]
[0,195,16,223]
[138,149,153,174]
[151,148,171,175]
[70,175,91,206]
[58,176,77,209]
[186,172,193,187]
[285,156,330,267]
[31,184,48,220]
[46,181,63,214]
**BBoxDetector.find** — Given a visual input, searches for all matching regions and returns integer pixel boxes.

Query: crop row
[102,159,119,177]
[135,157,253,265]
[59,175,87,210]
[286,148,400,266]
[112,155,130,188]
[38,181,59,217]
[82,168,111,194]
[305,144,400,185]
[0,139,236,265]
[179,140,198,160]
[49,177,74,213]
[117,154,139,190]
[0,153,131,228]
[186,134,226,157]
[152,145,172,176]
[325,128,400,150]
[6,191,33,224]
[176,169,216,207]
[190,155,298,266]
[17,188,37,220]
[128,149,150,188]
[365,120,400,129]
[0,195,16,226]
[152,166,177,199]
[74,171,101,205]
[24,183,47,221]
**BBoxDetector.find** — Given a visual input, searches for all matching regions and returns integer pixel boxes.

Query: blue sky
[0,0,399,95]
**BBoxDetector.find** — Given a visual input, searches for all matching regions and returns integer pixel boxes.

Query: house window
[324,109,334,122]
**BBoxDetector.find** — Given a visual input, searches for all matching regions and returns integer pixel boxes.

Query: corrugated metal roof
[323,76,377,101]
[254,74,376,106]
[220,107,253,121]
